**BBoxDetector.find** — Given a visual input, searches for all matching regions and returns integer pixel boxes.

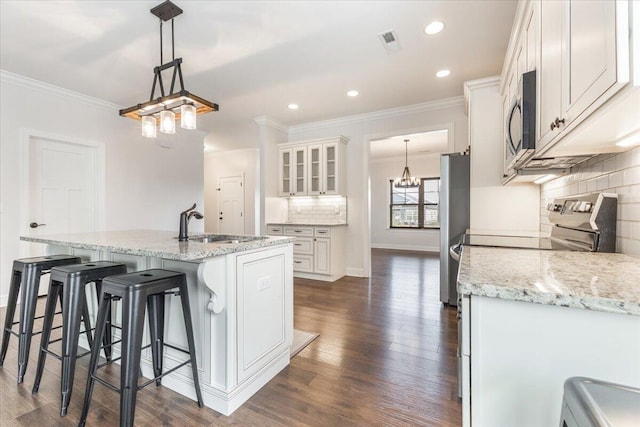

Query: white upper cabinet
[536,0,638,155]
[278,146,307,196]
[279,136,348,197]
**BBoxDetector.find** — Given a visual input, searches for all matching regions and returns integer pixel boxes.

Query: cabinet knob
[550,117,565,130]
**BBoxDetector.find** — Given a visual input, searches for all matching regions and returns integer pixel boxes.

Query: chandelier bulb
[141,116,157,138]
[160,109,176,134]
[181,104,197,130]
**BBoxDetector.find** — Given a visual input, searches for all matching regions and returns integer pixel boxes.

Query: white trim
[371,243,439,253]
[498,0,532,94]
[346,267,366,277]
[463,76,501,116]
[253,116,289,134]
[1,70,121,112]
[289,97,464,133]
[19,128,106,258]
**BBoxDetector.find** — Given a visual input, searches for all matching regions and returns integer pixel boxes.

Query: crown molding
[1,69,121,112]
[463,76,501,115]
[253,116,289,134]
[289,96,464,134]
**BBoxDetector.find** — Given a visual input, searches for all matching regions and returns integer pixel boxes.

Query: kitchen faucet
[178,203,204,241]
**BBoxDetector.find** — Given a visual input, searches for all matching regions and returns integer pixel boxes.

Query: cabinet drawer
[266,225,283,235]
[284,226,313,237]
[292,255,313,273]
[314,227,331,237]
[292,237,313,255]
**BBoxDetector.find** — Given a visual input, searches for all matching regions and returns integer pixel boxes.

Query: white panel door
[218,176,244,235]
[29,137,97,236]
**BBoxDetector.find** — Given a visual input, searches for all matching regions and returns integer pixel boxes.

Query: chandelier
[394,139,420,188]
[119,0,218,138]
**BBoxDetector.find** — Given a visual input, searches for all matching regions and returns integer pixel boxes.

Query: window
[390,178,440,228]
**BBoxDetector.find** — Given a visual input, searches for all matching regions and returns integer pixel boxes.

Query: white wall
[370,153,441,251]
[0,71,204,305]
[282,98,468,277]
[540,147,640,257]
[203,148,258,235]
[466,78,540,235]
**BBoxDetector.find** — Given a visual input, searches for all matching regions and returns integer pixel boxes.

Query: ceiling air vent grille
[378,29,401,54]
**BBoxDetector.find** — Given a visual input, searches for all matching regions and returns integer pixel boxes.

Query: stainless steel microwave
[505,70,536,170]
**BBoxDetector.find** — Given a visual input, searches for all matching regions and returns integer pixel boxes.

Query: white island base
[42,240,293,416]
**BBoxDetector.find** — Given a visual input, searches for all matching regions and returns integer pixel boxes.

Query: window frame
[389,177,440,229]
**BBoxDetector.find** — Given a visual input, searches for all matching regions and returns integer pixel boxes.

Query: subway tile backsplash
[287,196,347,223]
[540,146,640,257]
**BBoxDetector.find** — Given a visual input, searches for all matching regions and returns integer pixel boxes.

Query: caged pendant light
[119,0,218,137]
[394,139,420,188]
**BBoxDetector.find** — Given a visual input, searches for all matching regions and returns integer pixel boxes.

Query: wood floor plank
[0,249,461,425]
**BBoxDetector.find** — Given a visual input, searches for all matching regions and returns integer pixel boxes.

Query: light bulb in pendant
[141,116,157,138]
[180,104,197,130]
[160,109,176,134]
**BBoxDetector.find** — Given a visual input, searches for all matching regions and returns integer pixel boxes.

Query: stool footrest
[138,359,191,389]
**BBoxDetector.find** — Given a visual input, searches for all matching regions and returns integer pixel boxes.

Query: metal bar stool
[0,255,81,383]
[31,261,127,416]
[79,269,203,427]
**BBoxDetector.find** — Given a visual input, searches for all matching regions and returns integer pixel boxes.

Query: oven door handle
[449,243,462,262]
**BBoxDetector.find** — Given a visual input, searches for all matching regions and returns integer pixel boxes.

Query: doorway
[217,175,245,235]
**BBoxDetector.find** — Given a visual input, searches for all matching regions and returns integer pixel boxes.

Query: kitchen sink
[189,235,266,244]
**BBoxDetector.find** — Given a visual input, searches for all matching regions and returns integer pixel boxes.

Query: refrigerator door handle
[449,243,462,262]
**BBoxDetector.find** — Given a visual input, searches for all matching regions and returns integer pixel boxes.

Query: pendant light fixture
[394,139,420,188]
[119,0,218,138]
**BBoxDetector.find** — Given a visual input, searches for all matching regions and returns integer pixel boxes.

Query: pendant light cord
[159,20,163,64]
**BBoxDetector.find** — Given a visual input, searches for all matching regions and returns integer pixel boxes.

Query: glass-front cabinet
[278,136,348,197]
[278,146,307,196]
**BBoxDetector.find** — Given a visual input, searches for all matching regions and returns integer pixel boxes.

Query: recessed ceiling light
[347,90,359,97]
[424,21,445,35]
[436,69,451,78]
[288,104,299,110]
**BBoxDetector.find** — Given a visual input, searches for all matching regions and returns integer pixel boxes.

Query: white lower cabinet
[269,224,347,282]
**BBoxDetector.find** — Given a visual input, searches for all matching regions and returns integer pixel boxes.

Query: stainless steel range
[451,192,618,398]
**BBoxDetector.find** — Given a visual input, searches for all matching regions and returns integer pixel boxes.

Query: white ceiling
[370,129,448,159]
[0,1,517,151]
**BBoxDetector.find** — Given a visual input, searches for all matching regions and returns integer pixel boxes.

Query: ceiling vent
[378,29,401,54]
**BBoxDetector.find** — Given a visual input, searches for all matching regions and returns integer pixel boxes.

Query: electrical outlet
[257,276,271,291]
[334,205,340,214]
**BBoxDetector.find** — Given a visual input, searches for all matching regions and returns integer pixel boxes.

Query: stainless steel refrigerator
[439,153,470,305]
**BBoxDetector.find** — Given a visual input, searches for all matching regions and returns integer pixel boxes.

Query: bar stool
[0,255,81,383]
[79,269,203,427]
[31,261,127,416]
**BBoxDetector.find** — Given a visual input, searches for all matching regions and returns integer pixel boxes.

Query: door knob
[29,222,46,228]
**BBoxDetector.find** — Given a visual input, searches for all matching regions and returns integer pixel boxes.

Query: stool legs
[147,292,165,386]
[31,282,62,394]
[16,265,42,383]
[80,292,111,427]
[119,292,147,427]
[179,280,204,408]
[0,270,22,367]
[95,279,112,361]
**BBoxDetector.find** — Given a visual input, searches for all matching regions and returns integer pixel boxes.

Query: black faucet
[178,203,204,241]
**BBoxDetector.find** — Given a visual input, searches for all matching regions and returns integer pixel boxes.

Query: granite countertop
[21,230,293,262]
[267,221,347,226]
[457,246,640,316]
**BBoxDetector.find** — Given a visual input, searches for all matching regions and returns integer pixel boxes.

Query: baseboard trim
[346,268,365,277]
[371,243,440,252]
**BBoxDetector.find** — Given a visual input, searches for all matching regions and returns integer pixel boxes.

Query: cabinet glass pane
[326,146,335,162]
[326,160,335,177]
[283,179,290,193]
[312,177,320,192]
[283,152,290,165]
[296,177,304,192]
[326,176,335,191]
[296,150,304,163]
[311,149,319,162]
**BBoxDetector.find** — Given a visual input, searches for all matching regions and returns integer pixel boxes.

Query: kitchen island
[457,246,640,427]
[20,230,294,416]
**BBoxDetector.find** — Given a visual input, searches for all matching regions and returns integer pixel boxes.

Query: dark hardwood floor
[0,249,460,426]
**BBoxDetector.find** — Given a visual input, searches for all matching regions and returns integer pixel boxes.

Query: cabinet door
[314,238,331,275]
[278,149,292,196]
[323,143,338,194]
[538,0,563,151]
[292,147,307,196]
[236,250,287,383]
[525,2,537,73]
[308,144,323,195]
[564,0,618,124]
